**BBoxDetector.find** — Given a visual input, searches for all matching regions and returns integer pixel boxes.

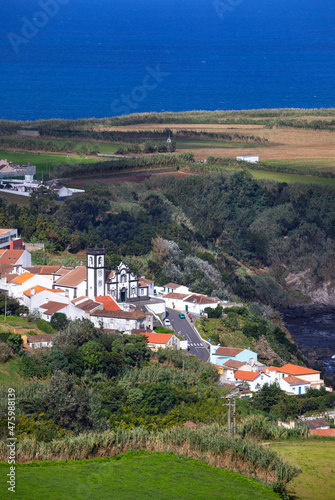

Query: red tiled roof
[138,278,154,285]
[283,376,310,385]
[24,266,61,275]
[223,359,246,370]
[277,363,321,376]
[53,267,73,277]
[75,299,102,313]
[184,294,219,305]
[95,295,122,311]
[26,334,55,343]
[55,266,87,287]
[1,273,19,283]
[40,301,67,315]
[164,283,182,289]
[234,370,260,382]
[308,419,329,430]
[141,332,172,344]
[0,249,24,264]
[214,347,244,357]
[310,429,335,437]
[23,286,64,297]
[0,263,14,275]
[11,272,35,284]
[163,292,190,300]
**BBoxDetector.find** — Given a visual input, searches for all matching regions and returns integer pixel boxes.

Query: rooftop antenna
[167,131,172,154]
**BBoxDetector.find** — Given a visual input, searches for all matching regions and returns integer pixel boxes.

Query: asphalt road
[166,308,210,362]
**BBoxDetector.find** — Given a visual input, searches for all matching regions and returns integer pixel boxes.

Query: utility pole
[4,293,7,322]
[233,395,237,436]
[222,393,238,438]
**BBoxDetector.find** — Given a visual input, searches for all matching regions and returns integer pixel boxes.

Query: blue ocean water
[0,0,334,120]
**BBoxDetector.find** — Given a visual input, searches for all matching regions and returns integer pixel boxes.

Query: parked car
[164,318,171,326]
[179,313,186,319]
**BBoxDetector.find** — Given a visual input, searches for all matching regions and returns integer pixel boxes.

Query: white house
[236,155,259,164]
[162,292,190,311]
[54,266,87,300]
[162,283,190,295]
[210,346,258,367]
[22,286,67,310]
[279,376,311,395]
[183,294,220,315]
[23,333,55,349]
[90,309,153,334]
[234,369,272,391]
[138,278,155,297]
[138,331,180,351]
[264,364,324,390]
[9,272,53,301]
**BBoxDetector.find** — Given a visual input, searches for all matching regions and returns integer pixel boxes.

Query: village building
[90,309,153,334]
[233,370,272,392]
[162,291,220,315]
[162,283,190,295]
[264,364,324,391]
[0,229,23,250]
[210,346,258,367]
[21,333,55,350]
[136,331,180,351]
[54,266,87,300]
[0,248,31,273]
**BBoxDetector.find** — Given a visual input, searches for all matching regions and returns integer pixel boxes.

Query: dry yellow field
[102,120,335,165]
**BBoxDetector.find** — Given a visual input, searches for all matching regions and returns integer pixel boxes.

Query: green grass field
[0,358,22,384]
[262,158,335,172]
[0,452,280,500]
[270,441,335,500]
[250,169,335,185]
[0,150,99,174]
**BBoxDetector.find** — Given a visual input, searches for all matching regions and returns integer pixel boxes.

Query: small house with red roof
[210,346,258,367]
[234,369,272,391]
[138,331,180,351]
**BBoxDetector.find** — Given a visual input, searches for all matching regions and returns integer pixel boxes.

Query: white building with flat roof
[236,155,259,164]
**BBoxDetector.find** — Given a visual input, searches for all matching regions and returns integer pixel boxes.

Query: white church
[86,247,153,302]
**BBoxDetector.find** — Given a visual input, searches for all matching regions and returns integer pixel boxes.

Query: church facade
[86,248,150,303]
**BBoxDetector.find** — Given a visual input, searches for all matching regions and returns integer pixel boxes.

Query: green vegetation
[251,384,335,420]
[0,452,281,500]
[251,169,335,185]
[197,304,303,366]
[0,358,22,384]
[270,441,335,500]
[0,149,98,175]
[0,424,300,492]
[2,166,335,309]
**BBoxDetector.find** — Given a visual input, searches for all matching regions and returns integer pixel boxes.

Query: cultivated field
[270,440,335,500]
[102,121,335,167]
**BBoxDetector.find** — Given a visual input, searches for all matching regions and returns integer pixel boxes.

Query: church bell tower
[87,248,105,299]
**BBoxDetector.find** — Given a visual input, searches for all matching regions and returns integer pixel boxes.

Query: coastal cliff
[284,270,335,316]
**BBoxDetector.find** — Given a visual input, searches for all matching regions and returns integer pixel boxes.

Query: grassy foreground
[270,441,335,500]
[0,452,280,500]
